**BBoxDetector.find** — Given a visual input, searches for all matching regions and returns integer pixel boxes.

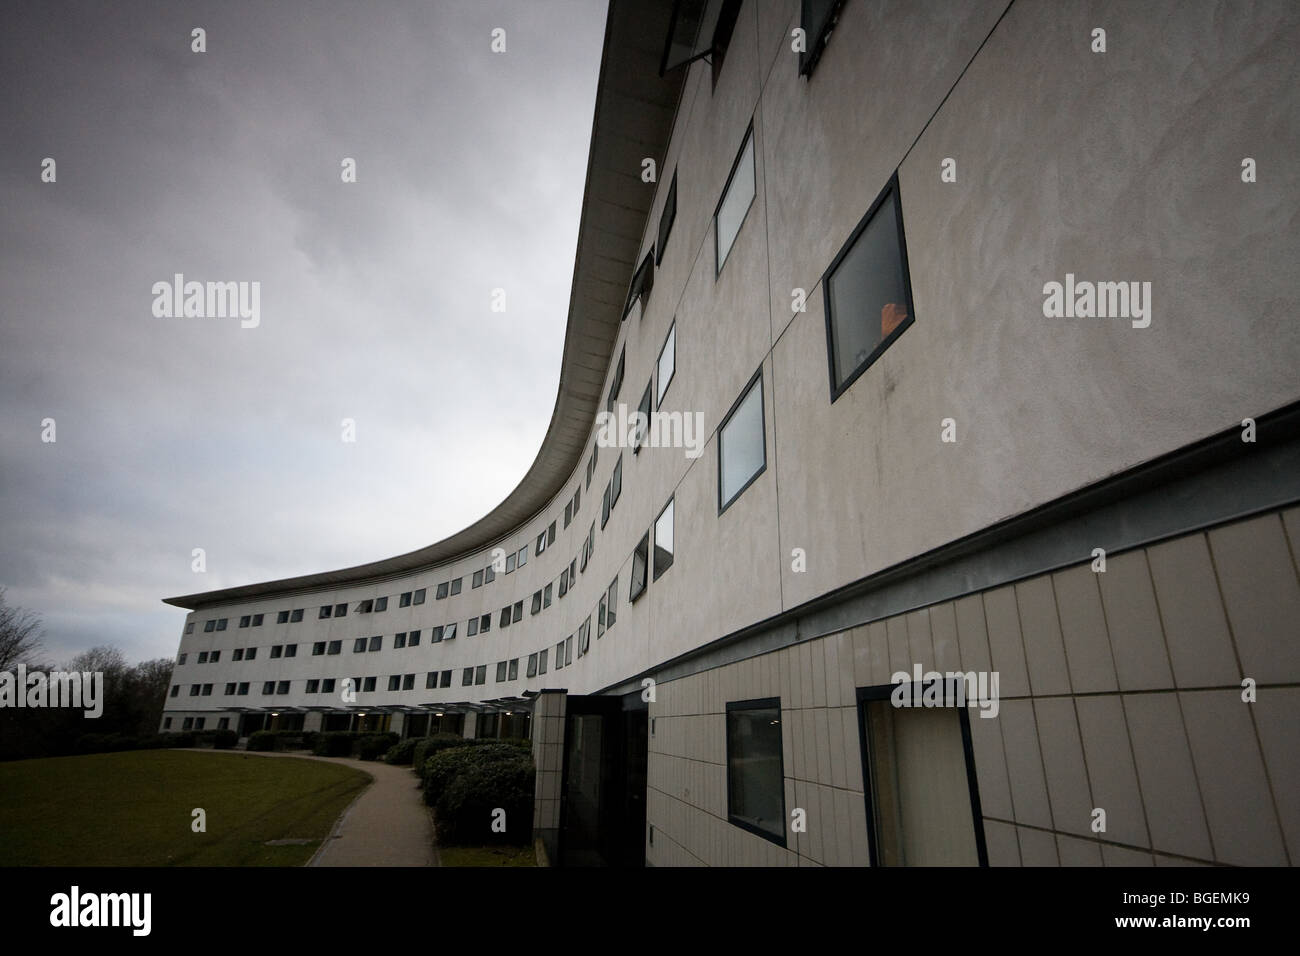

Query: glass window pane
[654,498,674,579]
[716,131,755,271]
[719,376,765,507]
[727,703,784,842]
[657,324,675,405]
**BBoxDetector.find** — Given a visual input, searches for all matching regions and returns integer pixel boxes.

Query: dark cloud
[0,0,607,664]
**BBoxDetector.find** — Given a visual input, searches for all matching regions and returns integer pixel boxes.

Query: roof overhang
[164,0,685,612]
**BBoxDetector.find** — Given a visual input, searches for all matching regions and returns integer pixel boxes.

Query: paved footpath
[187,749,437,866]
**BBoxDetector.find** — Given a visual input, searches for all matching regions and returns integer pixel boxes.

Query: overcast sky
[0,0,608,667]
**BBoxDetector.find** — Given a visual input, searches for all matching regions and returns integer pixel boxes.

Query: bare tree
[0,588,48,671]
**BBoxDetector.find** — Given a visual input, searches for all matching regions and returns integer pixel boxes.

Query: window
[450,577,462,596]
[270,645,282,659]
[799,0,846,76]
[508,659,519,681]
[402,673,415,691]
[496,661,508,682]
[209,650,221,662]
[335,603,347,617]
[506,552,517,574]
[578,617,591,657]
[822,174,915,399]
[719,368,766,511]
[559,568,569,598]
[216,618,227,631]
[368,635,382,652]
[413,588,426,605]
[277,611,289,624]
[408,629,420,646]
[440,670,452,688]
[185,623,194,635]
[630,532,649,603]
[573,486,580,515]
[261,682,274,695]
[543,583,553,608]
[527,653,538,678]
[388,675,401,692]
[319,605,332,619]
[586,446,595,489]
[239,615,250,628]
[204,620,215,633]
[321,678,335,693]
[531,591,542,615]
[163,717,173,729]
[198,651,208,664]
[536,531,546,555]
[710,0,743,86]
[182,717,193,730]
[570,557,577,584]
[474,665,487,686]
[362,677,376,693]
[312,642,325,656]
[715,125,756,274]
[512,601,523,623]
[201,684,212,696]
[444,623,457,641]
[602,482,611,529]
[858,686,984,865]
[467,617,479,637]
[479,613,491,633]
[289,609,303,623]
[374,596,388,612]
[359,599,373,613]
[245,647,257,661]
[484,565,496,584]
[597,596,606,638]
[472,569,484,589]
[606,346,626,414]
[606,578,618,630]
[564,501,572,528]
[251,613,263,626]
[654,498,675,579]
[284,644,296,658]
[237,682,250,696]
[394,632,407,649]
[623,250,655,319]
[517,546,527,568]
[353,639,367,653]
[657,323,676,406]
[555,641,565,670]
[547,521,556,547]
[500,607,511,629]
[170,685,179,697]
[656,169,677,265]
[400,591,412,607]
[224,682,236,695]
[726,698,786,845]
[635,382,652,452]
[611,454,623,507]
[436,582,449,600]
[426,671,439,689]
[327,640,341,655]
[565,635,573,666]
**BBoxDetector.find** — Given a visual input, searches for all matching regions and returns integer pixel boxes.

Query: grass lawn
[0,750,371,866]
[439,844,536,867]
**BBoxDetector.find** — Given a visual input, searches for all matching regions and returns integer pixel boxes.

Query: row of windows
[162,716,228,731]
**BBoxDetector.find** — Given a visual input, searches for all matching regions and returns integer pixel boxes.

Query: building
[162,0,1300,867]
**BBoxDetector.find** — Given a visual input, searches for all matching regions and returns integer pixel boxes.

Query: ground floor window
[725,697,785,845]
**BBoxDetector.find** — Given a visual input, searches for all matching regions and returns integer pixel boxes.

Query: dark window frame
[725,696,788,847]
[798,0,848,78]
[717,365,767,514]
[656,169,678,266]
[713,121,756,277]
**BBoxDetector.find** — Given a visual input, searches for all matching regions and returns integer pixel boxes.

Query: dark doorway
[558,691,648,867]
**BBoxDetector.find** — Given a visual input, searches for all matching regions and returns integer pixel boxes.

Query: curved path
[187,749,437,866]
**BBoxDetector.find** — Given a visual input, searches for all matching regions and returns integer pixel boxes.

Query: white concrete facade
[163,0,1300,865]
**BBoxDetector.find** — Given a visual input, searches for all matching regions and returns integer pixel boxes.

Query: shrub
[210,728,238,750]
[247,730,278,751]
[356,734,396,761]
[426,744,535,846]
[414,734,476,783]
[384,738,419,765]
[312,732,357,757]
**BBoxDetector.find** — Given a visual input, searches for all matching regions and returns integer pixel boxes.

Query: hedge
[423,744,536,846]
[384,738,419,765]
[356,733,398,761]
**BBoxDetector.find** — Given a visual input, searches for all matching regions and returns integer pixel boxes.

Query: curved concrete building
[163,0,1300,867]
